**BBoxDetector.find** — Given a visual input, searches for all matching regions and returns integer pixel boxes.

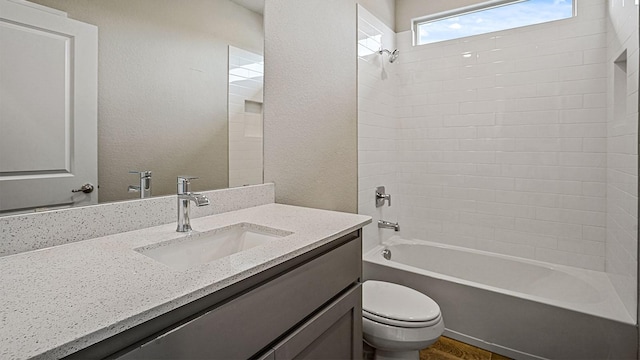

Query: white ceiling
[230,0,264,14]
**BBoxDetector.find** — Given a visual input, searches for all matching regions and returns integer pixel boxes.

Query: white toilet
[362,280,445,360]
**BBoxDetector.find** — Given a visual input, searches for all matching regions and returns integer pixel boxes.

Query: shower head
[389,49,399,63]
[379,48,399,63]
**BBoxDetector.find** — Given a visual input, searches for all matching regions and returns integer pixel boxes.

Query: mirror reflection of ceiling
[24,0,264,204]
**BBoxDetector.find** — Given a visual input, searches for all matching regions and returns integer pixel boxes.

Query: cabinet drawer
[117,237,361,359]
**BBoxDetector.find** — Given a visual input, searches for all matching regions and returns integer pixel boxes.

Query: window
[414,0,574,46]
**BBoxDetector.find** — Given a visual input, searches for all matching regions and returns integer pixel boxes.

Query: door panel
[0,0,97,212]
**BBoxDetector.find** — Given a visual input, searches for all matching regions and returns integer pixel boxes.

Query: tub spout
[378,220,400,232]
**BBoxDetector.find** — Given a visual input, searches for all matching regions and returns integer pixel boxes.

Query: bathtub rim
[363,237,635,325]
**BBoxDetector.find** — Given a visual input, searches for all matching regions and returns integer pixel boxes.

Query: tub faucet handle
[376,186,391,207]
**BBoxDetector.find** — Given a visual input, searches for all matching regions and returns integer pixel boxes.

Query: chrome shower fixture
[379,48,399,63]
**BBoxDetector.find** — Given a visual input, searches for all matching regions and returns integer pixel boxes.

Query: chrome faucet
[176,176,210,232]
[378,220,400,232]
[128,170,152,198]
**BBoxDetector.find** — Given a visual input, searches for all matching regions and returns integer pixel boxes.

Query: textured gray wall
[263,0,358,213]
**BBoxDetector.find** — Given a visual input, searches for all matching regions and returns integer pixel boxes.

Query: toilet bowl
[362,280,444,360]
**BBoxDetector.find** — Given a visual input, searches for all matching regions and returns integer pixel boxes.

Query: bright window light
[414,0,574,45]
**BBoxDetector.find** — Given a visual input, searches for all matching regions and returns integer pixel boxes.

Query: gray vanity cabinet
[96,231,362,360]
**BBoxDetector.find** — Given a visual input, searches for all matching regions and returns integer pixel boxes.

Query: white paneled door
[0,0,97,213]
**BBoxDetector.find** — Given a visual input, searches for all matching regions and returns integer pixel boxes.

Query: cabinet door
[273,284,362,360]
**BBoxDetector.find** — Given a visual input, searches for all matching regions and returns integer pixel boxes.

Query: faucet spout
[181,193,210,207]
[378,220,400,232]
[176,177,209,232]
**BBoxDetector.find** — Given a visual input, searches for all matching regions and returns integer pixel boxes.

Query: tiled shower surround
[394,0,610,271]
[358,6,398,253]
[358,0,638,316]
[606,0,639,321]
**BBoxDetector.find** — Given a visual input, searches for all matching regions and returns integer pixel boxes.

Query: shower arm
[378,48,399,63]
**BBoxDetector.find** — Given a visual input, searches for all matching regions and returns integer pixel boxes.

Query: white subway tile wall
[358,6,399,253]
[358,0,634,271]
[394,0,610,271]
[606,0,639,320]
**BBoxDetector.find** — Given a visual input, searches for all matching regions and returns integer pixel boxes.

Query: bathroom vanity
[88,232,362,359]
[0,199,370,359]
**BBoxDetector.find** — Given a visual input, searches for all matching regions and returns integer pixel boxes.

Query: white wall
[392,0,609,271]
[358,5,399,253]
[263,0,358,213]
[31,0,264,202]
[358,0,396,30]
[605,0,639,322]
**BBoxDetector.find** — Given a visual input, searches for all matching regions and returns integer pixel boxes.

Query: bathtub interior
[364,237,634,325]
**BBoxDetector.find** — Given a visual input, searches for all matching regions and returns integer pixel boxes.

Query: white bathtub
[363,237,637,360]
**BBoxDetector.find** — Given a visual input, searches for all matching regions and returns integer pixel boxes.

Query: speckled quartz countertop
[0,203,371,360]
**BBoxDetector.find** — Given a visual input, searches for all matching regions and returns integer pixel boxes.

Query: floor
[420,337,512,360]
[363,336,512,360]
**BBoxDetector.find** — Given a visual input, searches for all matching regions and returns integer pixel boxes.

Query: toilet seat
[363,309,442,328]
[363,280,441,328]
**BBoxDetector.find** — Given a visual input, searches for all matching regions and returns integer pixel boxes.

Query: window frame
[412,0,576,46]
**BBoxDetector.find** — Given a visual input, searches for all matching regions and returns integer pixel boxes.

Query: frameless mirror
[228,46,264,188]
[0,0,264,215]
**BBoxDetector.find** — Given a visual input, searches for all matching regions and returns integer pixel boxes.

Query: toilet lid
[362,280,441,326]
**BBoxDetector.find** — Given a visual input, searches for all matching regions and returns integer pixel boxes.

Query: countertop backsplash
[0,183,275,257]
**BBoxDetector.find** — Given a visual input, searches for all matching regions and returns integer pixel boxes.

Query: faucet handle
[130,170,152,178]
[177,176,199,194]
[375,186,391,207]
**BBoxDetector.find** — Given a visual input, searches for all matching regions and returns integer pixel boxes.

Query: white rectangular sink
[135,223,293,270]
